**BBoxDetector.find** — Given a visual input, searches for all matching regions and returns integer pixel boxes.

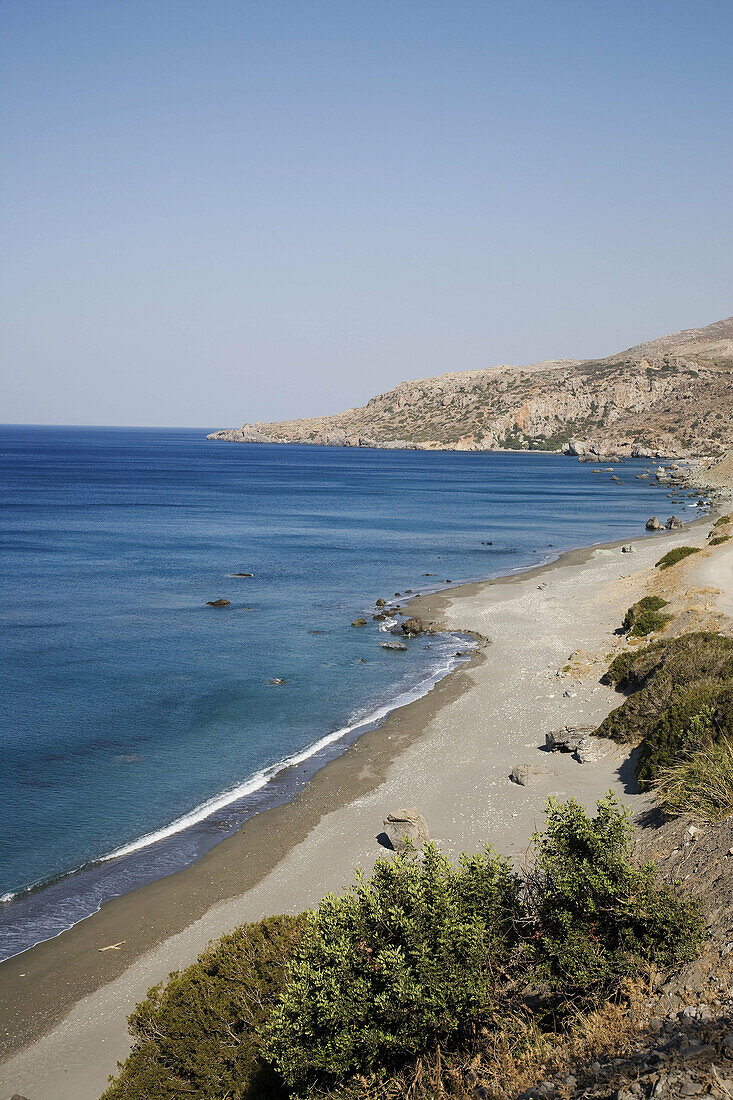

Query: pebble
[679,1082,704,1096]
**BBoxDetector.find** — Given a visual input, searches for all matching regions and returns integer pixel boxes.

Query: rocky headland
[209,316,733,460]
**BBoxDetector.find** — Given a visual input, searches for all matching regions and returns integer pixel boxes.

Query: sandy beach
[2,512,732,1100]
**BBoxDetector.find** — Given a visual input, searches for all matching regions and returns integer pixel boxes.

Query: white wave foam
[102,642,472,864]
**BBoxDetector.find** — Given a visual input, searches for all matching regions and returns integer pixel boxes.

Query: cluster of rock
[646,516,687,531]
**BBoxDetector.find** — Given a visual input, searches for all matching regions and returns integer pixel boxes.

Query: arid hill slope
[209,316,733,458]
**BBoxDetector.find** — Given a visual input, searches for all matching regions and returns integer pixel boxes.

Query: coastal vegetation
[597,632,733,789]
[103,796,702,1100]
[655,736,733,822]
[621,595,671,637]
[102,914,304,1100]
[655,546,701,570]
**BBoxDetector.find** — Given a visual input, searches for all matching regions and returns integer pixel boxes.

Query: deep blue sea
[0,427,699,959]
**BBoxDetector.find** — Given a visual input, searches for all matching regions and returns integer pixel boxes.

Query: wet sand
[1,513,730,1100]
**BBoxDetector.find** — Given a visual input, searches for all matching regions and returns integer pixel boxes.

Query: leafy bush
[105,801,704,1100]
[597,633,733,744]
[655,546,700,570]
[636,680,733,786]
[265,844,520,1093]
[528,796,703,1007]
[622,596,671,637]
[102,914,306,1100]
[266,798,702,1096]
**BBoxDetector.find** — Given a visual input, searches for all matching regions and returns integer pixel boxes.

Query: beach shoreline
[1,493,730,1099]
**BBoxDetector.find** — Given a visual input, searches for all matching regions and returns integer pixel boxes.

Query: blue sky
[1,0,731,426]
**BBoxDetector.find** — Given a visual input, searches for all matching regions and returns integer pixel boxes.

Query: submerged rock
[383,808,430,853]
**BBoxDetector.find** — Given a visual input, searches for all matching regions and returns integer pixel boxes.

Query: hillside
[208,316,733,458]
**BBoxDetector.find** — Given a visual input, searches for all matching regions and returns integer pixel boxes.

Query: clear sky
[1,0,731,427]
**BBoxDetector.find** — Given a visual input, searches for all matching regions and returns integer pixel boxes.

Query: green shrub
[656,736,733,822]
[105,802,705,1100]
[713,514,731,527]
[266,798,703,1096]
[622,596,671,637]
[709,535,731,546]
[655,546,700,570]
[265,844,520,1093]
[102,914,306,1100]
[597,633,733,745]
[636,680,733,786]
[528,795,703,1007]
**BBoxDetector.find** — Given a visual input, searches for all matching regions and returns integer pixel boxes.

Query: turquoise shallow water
[0,427,696,958]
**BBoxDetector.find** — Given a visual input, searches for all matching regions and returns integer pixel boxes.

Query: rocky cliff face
[208,316,733,458]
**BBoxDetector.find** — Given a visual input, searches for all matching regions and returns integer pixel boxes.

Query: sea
[0,426,700,960]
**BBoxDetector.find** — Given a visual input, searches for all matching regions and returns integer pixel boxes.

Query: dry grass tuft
[655,738,733,822]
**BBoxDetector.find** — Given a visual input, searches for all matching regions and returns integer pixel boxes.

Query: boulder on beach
[510,763,540,786]
[621,544,634,553]
[666,515,685,530]
[351,618,368,627]
[645,516,663,531]
[206,598,231,607]
[400,617,425,635]
[575,737,603,764]
[545,725,596,753]
[381,640,407,651]
[383,808,430,853]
